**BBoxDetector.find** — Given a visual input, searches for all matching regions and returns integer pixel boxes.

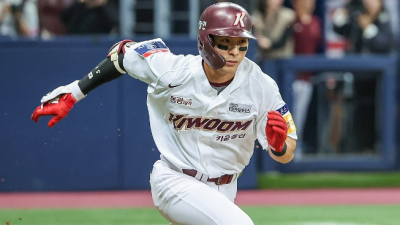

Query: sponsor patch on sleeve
[276,104,289,116]
[276,104,296,134]
[284,113,297,134]
[134,41,170,58]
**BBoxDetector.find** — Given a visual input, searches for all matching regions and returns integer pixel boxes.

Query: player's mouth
[226,60,238,66]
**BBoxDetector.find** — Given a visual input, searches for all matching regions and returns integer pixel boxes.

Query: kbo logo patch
[134,40,169,58]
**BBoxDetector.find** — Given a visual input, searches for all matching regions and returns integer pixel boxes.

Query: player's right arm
[31,39,135,127]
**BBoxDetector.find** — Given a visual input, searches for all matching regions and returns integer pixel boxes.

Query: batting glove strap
[69,80,86,102]
[40,80,86,104]
[270,142,287,157]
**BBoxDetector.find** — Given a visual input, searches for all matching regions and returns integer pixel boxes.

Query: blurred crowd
[0,0,395,52]
[250,0,395,156]
[0,0,119,38]
[252,0,394,59]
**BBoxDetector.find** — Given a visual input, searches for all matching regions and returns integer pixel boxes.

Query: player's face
[213,36,249,74]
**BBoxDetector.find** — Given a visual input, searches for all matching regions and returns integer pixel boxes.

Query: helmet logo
[233,12,246,27]
[198,21,207,30]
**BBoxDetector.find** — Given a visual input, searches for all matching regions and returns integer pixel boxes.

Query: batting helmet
[197,2,256,69]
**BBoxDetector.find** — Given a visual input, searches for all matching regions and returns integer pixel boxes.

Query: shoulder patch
[134,41,170,58]
[276,104,289,116]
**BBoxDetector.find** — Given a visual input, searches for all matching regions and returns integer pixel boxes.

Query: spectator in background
[291,0,322,158]
[292,0,322,56]
[38,0,74,38]
[0,0,38,38]
[61,0,118,35]
[332,0,393,54]
[330,0,394,153]
[252,0,295,60]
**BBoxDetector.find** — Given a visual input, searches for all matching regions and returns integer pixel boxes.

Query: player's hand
[31,93,77,127]
[266,111,288,152]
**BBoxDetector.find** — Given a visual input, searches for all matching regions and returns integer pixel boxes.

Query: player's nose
[228,45,240,55]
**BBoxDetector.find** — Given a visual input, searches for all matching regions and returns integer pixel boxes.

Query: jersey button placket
[197,131,212,169]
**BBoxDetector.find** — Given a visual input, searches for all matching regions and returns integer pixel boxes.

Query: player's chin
[222,64,238,73]
[218,67,234,75]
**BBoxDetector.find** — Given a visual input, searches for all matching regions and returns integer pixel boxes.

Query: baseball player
[31,3,297,225]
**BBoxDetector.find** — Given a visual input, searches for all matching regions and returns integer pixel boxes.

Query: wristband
[40,80,85,104]
[69,80,86,102]
[270,142,287,157]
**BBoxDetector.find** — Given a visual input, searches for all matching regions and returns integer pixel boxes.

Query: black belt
[182,169,235,185]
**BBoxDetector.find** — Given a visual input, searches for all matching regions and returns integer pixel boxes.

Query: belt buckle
[216,176,222,185]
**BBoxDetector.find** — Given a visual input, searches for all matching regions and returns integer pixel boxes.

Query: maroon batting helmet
[197,2,256,69]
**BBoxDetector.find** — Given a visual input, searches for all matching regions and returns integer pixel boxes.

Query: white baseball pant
[149,160,254,225]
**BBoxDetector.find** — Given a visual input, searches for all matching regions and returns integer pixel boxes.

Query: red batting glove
[31,93,77,127]
[266,111,288,152]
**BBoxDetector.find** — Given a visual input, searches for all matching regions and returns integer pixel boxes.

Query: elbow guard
[78,40,135,95]
[107,39,136,73]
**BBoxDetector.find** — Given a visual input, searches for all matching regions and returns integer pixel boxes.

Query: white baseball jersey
[123,38,297,178]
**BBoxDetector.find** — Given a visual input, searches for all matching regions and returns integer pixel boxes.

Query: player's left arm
[31,39,135,127]
[265,111,297,164]
[269,136,296,164]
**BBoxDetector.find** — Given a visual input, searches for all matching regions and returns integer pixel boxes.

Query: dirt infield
[1,188,400,209]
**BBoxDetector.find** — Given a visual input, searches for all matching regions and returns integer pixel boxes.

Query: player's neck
[202,61,235,84]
